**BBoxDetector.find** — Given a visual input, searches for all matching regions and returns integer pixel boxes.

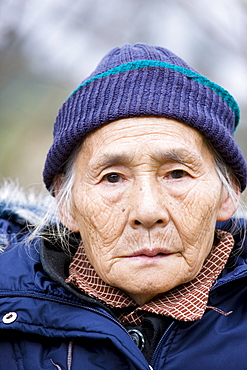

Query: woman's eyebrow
[154,149,202,166]
[90,153,132,169]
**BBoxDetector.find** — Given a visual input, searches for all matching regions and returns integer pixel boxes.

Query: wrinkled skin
[60,117,239,305]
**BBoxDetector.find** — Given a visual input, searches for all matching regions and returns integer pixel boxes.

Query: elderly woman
[0,43,247,370]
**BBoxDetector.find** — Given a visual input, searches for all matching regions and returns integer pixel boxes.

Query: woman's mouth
[129,248,172,258]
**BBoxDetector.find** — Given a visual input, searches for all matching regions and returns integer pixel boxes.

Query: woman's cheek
[74,189,128,249]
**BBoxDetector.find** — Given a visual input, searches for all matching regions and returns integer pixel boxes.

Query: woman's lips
[129,248,172,258]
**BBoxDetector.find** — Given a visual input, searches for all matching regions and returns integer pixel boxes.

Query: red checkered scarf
[66,230,234,325]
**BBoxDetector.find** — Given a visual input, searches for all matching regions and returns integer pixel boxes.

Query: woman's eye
[168,170,188,179]
[103,173,122,183]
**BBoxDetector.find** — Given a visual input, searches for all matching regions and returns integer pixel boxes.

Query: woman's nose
[129,178,169,229]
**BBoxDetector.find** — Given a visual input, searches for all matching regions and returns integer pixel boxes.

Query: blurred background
[0,0,247,194]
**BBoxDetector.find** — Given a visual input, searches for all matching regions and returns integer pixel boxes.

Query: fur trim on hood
[0,179,53,226]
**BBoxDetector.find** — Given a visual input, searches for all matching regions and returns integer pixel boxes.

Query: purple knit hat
[43,43,247,192]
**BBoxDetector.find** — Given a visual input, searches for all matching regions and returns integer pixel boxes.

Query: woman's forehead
[77,117,210,166]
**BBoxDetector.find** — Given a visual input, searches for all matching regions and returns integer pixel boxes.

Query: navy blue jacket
[1,196,247,369]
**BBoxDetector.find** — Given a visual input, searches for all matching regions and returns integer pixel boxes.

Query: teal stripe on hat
[69,60,240,127]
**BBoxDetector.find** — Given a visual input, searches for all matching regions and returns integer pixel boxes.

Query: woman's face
[62,117,237,305]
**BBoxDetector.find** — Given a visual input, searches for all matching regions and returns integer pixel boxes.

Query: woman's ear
[217,182,240,222]
[53,175,80,232]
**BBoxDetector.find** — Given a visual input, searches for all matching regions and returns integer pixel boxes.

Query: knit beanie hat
[43,43,247,192]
